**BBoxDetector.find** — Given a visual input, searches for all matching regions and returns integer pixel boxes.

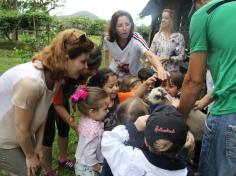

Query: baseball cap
[144,105,188,154]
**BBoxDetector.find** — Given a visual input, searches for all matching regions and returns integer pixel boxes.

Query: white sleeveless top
[0,62,59,149]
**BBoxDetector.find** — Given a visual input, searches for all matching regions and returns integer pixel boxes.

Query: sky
[51,0,152,26]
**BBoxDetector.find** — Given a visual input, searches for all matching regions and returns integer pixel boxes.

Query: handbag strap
[207,0,236,14]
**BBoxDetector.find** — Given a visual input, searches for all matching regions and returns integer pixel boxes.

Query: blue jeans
[198,113,236,176]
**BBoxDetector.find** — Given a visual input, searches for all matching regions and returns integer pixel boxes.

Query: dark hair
[117,97,149,124]
[87,68,118,88]
[169,71,184,89]
[87,45,102,69]
[138,68,155,81]
[138,68,162,87]
[108,10,134,42]
[76,87,109,116]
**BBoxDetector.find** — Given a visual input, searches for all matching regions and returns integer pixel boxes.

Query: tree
[22,0,65,13]
[0,0,23,10]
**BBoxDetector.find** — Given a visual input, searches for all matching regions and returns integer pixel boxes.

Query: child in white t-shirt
[102,105,191,176]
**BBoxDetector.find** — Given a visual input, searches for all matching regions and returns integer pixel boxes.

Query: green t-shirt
[190,0,236,115]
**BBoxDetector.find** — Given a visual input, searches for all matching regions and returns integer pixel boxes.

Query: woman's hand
[26,154,40,176]
[69,117,79,132]
[34,144,43,160]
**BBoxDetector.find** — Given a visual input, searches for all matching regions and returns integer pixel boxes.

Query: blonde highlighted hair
[117,97,149,124]
[160,9,175,32]
[32,29,94,80]
[119,75,141,92]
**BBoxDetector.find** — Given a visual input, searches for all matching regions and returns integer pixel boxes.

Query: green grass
[51,126,78,176]
[0,49,22,74]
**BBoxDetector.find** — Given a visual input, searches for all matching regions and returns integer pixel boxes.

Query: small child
[102,105,190,176]
[138,67,162,88]
[138,68,155,83]
[118,74,158,102]
[117,97,149,125]
[87,68,120,130]
[88,68,157,130]
[161,71,184,98]
[101,97,150,176]
[72,87,110,176]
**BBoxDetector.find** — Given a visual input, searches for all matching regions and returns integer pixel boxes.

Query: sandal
[58,159,75,171]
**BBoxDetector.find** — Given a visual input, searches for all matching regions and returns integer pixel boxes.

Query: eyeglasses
[116,22,132,29]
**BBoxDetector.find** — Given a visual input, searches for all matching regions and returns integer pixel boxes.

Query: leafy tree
[0,0,22,10]
[136,25,151,43]
[22,0,65,13]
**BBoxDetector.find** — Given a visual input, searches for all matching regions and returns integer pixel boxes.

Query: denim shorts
[75,162,100,176]
[198,113,236,176]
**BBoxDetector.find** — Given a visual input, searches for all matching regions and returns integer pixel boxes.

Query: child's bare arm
[133,74,158,98]
[134,115,150,132]
[93,163,102,173]
[184,131,195,150]
[194,92,213,110]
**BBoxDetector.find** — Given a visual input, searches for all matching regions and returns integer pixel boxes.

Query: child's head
[81,45,102,77]
[144,105,188,158]
[138,68,155,83]
[138,68,161,88]
[119,75,141,92]
[161,71,184,97]
[117,97,149,124]
[88,68,119,100]
[71,87,110,121]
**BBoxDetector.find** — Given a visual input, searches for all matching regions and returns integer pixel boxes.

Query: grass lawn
[0,49,22,74]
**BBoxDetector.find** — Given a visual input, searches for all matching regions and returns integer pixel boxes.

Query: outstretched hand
[184,131,195,150]
[134,115,150,132]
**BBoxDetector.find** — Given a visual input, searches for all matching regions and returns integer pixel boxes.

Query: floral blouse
[150,32,185,72]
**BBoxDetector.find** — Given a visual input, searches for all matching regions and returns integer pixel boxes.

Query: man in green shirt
[178,0,236,175]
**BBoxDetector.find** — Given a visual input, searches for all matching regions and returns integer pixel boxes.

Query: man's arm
[178,52,207,119]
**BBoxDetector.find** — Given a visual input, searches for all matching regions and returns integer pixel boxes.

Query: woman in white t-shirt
[104,10,167,80]
[0,29,94,176]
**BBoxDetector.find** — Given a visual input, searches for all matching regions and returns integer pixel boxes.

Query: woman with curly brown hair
[0,29,94,176]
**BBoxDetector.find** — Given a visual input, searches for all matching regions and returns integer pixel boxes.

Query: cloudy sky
[51,0,151,25]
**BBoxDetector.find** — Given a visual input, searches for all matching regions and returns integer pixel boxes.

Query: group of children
[69,67,199,176]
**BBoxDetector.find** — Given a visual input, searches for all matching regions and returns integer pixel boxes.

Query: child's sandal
[58,159,75,171]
